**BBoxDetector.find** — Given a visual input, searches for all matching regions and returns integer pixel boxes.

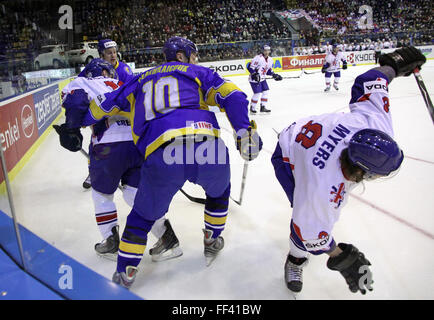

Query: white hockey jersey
[278,69,394,254]
[62,77,132,145]
[324,51,346,73]
[248,54,274,82]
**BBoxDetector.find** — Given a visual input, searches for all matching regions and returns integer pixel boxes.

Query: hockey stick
[179,161,249,206]
[413,68,434,125]
[229,160,249,205]
[265,70,303,80]
[179,188,206,204]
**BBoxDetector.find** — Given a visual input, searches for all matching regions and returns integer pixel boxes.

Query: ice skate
[83,173,91,189]
[203,229,224,266]
[112,265,138,289]
[284,254,309,294]
[333,83,339,91]
[324,85,331,92]
[249,106,257,115]
[95,225,119,261]
[260,104,271,114]
[149,219,183,262]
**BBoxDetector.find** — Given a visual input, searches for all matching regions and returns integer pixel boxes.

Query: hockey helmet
[163,36,198,62]
[263,45,271,51]
[98,39,117,54]
[348,129,403,177]
[79,58,118,79]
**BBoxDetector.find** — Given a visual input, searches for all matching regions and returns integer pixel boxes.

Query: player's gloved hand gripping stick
[379,46,431,124]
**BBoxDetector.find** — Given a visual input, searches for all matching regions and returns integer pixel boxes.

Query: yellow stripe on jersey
[204,81,242,110]
[204,213,227,226]
[144,127,220,159]
[119,240,146,255]
[89,98,131,122]
[195,77,210,111]
[126,92,140,144]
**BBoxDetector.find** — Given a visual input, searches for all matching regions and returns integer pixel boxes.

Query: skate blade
[151,246,183,262]
[205,254,220,267]
[96,252,118,262]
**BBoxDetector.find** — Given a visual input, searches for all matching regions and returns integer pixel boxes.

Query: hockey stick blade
[179,188,206,204]
[413,68,434,125]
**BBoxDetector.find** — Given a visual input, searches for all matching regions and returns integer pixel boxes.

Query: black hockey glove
[379,46,426,77]
[342,61,347,70]
[235,120,263,161]
[251,71,261,83]
[327,243,373,295]
[53,124,83,152]
[321,65,327,73]
[272,73,283,81]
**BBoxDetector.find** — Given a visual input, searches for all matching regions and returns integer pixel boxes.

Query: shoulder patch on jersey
[363,77,388,95]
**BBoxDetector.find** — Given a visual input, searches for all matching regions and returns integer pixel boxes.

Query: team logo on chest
[330,182,346,208]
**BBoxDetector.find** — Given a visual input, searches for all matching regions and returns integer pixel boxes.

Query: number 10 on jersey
[142,76,181,121]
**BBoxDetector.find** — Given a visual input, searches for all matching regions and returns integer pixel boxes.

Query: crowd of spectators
[0,0,432,79]
[76,0,289,49]
[297,0,433,38]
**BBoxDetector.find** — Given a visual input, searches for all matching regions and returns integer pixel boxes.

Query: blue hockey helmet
[98,39,117,54]
[79,58,118,79]
[163,36,198,62]
[348,129,404,177]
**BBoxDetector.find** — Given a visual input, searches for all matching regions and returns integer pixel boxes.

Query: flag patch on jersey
[329,183,346,208]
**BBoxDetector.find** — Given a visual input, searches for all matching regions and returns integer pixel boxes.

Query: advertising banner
[282,54,326,70]
[0,94,38,179]
[33,85,62,136]
[344,50,376,65]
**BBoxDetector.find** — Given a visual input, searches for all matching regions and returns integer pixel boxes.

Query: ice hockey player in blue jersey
[54,58,183,263]
[62,36,263,289]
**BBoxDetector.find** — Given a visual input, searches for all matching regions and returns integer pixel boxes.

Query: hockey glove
[251,71,261,83]
[272,73,283,81]
[327,243,373,295]
[321,65,327,73]
[379,46,426,77]
[235,120,263,161]
[342,61,348,70]
[53,124,83,152]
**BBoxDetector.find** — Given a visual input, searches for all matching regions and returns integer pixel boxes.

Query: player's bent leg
[202,184,230,266]
[324,72,332,92]
[250,92,261,114]
[284,220,310,293]
[195,138,230,266]
[114,208,154,289]
[333,71,341,90]
[92,189,119,260]
[149,218,183,262]
[260,90,271,113]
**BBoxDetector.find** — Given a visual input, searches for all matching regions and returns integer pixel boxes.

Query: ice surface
[10,61,434,299]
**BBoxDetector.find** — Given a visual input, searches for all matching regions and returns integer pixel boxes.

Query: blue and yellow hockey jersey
[83,61,251,159]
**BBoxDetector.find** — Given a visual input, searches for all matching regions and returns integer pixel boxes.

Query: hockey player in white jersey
[54,58,182,262]
[247,45,282,114]
[272,47,426,295]
[321,44,347,92]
